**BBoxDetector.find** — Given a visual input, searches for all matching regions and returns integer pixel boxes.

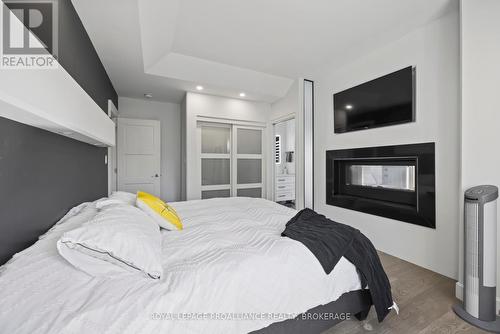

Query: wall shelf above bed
[0,61,115,147]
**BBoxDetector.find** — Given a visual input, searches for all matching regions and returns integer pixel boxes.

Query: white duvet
[0,197,361,334]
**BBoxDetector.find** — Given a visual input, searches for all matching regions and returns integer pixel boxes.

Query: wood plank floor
[322,252,488,334]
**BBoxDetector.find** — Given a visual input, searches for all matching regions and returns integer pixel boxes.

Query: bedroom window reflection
[347,165,415,191]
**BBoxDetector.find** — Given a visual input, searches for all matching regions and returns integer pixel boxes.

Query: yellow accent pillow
[136,191,183,230]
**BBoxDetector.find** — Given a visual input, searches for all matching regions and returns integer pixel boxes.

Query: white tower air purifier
[453,185,500,332]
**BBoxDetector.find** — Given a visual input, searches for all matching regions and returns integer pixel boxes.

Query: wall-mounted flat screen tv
[334,66,415,134]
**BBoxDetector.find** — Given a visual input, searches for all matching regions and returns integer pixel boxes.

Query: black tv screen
[334,66,415,133]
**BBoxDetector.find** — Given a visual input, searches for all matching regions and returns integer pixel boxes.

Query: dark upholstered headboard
[0,0,117,264]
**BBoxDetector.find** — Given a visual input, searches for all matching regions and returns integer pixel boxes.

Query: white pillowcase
[57,204,163,279]
[95,199,126,210]
[109,191,137,205]
[95,191,137,210]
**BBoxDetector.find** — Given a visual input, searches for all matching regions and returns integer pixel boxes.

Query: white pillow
[95,191,137,210]
[109,191,137,205]
[95,199,126,210]
[57,204,163,279]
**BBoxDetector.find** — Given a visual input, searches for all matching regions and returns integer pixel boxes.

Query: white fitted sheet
[0,197,361,334]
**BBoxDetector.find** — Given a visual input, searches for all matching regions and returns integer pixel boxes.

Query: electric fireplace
[326,143,435,228]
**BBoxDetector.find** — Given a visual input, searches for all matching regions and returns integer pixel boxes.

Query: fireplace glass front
[326,143,435,228]
[347,165,415,191]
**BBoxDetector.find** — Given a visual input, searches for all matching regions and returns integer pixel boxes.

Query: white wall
[312,10,461,279]
[118,97,182,201]
[184,93,271,200]
[270,80,301,121]
[459,0,500,312]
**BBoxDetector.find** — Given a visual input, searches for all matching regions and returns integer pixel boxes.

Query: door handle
[153,174,159,178]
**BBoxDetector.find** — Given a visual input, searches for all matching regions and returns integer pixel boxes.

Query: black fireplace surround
[326,143,435,228]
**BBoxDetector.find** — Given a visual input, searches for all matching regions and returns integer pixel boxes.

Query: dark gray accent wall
[0,117,108,264]
[56,0,118,111]
[0,0,117,264]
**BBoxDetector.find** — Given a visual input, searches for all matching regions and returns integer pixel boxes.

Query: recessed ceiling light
[345,104,353,110]
[239,92,246,97]
[144,93,153,98]
[196,85,204,91]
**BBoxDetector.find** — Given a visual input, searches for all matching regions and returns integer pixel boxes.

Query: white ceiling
[72,0,456,104]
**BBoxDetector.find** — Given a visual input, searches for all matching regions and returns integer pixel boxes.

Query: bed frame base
[251,289,373,334]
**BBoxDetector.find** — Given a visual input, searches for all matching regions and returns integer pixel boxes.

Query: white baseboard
[456,282,500,315]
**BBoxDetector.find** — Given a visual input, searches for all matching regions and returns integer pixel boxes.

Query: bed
[0,197,375,334]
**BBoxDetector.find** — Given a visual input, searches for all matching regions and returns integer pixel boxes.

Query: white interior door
[117,118,161,197]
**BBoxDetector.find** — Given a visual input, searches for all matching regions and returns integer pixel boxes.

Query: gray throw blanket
[281,208,393,322]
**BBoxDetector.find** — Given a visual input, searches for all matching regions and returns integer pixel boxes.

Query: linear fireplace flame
[347,164,416,191]
[326,143,435,228]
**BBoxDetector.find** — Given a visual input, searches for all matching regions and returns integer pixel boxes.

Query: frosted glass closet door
[234,127,264,198]
[199,124,232,199]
